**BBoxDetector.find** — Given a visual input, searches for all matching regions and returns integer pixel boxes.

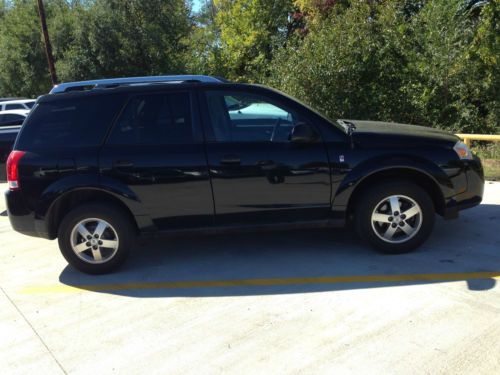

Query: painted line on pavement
[20,271,500,294]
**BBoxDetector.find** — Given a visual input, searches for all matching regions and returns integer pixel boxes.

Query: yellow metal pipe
[455,134,500,145]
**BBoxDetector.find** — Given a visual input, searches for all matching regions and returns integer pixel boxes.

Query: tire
[354,181,435,254]
[57,202,135,274]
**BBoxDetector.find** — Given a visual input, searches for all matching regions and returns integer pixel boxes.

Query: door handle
[220,155,241,165]
[257,160,275,167]
[113,160,134,168]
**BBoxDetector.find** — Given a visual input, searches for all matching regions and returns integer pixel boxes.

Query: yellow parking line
[21,271,500,294]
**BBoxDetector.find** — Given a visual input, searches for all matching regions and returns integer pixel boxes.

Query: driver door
[201,89,331,225]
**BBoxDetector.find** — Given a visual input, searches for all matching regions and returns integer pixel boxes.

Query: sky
[192,0,203,13]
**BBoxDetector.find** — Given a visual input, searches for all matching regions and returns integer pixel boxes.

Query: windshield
[266,87,347,134]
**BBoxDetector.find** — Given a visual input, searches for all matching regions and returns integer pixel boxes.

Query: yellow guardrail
[455,134,500,147]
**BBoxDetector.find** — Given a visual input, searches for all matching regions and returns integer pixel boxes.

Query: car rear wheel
[355,181,435,253]
[58,202,135,274]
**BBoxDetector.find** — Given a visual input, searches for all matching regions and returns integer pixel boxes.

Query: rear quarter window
[0,114,25,126]
[5,103,26,110]
[16,94,125,151]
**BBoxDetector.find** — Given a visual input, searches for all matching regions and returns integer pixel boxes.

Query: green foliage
[268,0,499,133]
[268,2,414,123]
[0,0,497,134]
[0,1,6,18]
[0,0,190,96]
[472,141,500,159]
[216,0,293,81]
[190,0,293,82]
[404,0,499,133]
[185,1,225,77]
[56,0,191,81]
[0,0,52,96]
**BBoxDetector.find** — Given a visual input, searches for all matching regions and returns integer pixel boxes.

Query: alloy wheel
[70,218,119,264]
[370,195,423,244]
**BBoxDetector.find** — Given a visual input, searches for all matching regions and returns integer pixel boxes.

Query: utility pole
[36,0,57,85]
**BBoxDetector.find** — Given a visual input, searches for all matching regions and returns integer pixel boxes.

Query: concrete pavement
[0,182,499,374]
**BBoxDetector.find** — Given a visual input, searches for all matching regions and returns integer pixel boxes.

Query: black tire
[57,202,135,274]
[355,181,435,254]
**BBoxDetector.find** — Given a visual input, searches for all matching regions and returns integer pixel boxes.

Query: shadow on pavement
[59,203,500,297]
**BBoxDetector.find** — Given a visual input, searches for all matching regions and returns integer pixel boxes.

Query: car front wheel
[355,181,435,254]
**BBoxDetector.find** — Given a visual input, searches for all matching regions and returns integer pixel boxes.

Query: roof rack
[49,75,225,94]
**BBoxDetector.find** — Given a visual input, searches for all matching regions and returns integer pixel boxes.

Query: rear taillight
[6,150,26,191]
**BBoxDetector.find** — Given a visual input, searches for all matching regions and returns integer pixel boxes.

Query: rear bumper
[5,190,50,239]
[443,158,484,219]
[0,163,5,181]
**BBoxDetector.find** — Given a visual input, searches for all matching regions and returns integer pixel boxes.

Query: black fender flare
[333,155,453,208]
[35,174,152,235]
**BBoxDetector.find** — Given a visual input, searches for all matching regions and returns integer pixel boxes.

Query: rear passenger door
[99,90,214,230]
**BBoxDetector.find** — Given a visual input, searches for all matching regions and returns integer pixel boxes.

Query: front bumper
[443,157,484,219]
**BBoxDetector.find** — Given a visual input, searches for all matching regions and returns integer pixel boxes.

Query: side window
[25,102,35,109]
[5,103,25,110]
[16,94,125,150]
[108,92,193,145]
[3,114,24,122]
[0,113,25,126]
[205,91,301,142]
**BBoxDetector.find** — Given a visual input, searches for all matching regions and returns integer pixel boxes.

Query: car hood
[342,120,459,145]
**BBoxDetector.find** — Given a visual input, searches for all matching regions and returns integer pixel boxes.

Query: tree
[185,1,226,77]
[0,0,53,96]
[209,0,293,82]
[404,0,499,133]
[0,0,497,135]
[56,0,191,82]
[268,1,413,123]
[268,0,499,133]
[0,0,7,18]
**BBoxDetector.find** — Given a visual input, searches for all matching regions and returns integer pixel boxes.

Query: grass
[471,142,500,181]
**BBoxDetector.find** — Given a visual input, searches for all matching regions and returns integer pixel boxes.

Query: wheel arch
[344,167,446,220]
[45,188,141,239]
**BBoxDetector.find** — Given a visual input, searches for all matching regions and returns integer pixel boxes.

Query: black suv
[5,75,484,274]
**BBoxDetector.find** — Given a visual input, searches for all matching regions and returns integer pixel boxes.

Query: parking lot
[0,181,499,374]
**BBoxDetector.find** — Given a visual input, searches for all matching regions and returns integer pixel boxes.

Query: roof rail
[49,75,225,94]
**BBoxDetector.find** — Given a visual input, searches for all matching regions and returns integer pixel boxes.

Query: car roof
[37,81,269,104]
[0,97,26,102]
[49,75,228,94]
[1,99,35,105]
[0,109,30,116]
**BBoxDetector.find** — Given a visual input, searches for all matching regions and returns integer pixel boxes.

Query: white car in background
[0,109,29,127]
[0,99,35,111]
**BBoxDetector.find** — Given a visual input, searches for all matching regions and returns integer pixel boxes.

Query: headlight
[453,141,473,160]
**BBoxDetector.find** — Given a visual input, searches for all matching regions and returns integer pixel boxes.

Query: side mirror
[290,123,318,143]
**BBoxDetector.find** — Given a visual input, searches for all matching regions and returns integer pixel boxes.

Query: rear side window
[3,114,25,122]
[107,92,193,145]
[5,103,25,110]
[17,94,125,150]
[0,114,25,126]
